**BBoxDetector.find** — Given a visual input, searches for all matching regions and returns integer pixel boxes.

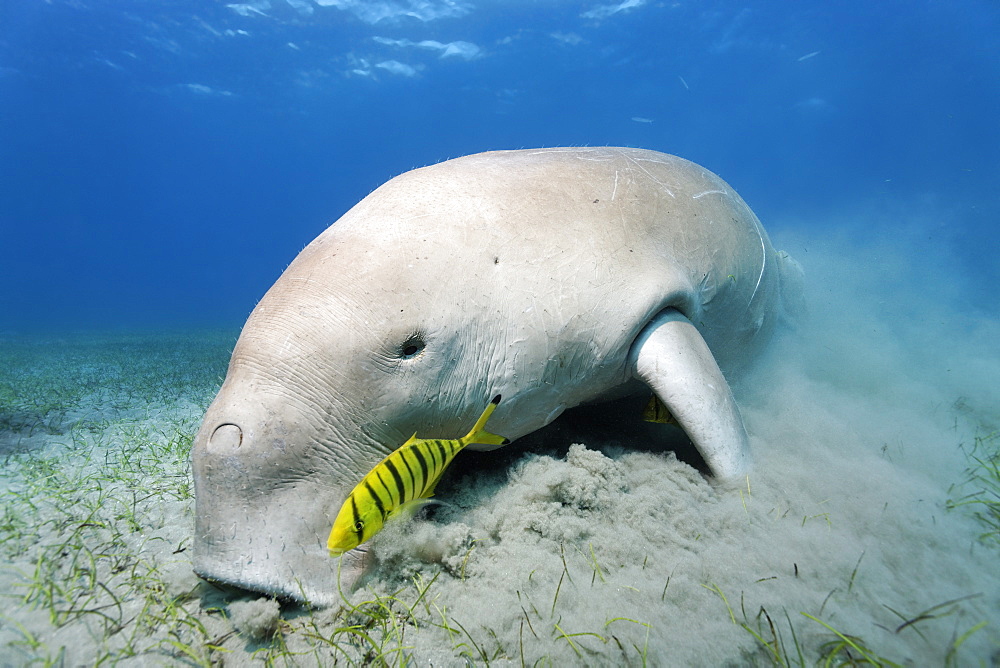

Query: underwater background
[1,0,999,665]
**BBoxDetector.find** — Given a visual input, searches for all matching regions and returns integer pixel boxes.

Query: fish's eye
[398,334,426,360]
[353,520,365,532]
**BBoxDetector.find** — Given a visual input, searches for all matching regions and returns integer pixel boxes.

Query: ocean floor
[1,217,998,666]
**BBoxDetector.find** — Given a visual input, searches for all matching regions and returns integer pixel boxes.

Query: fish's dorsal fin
[369,433,419,471]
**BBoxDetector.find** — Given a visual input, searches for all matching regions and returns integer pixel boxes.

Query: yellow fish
[642,394,678,426]
[328,395,508,556]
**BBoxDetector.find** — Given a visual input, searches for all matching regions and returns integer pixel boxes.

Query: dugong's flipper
[630,309,750,479]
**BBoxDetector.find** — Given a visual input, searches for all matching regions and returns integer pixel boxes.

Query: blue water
[1,0,997,331]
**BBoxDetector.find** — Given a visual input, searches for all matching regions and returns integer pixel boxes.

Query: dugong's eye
[398,334,426,360]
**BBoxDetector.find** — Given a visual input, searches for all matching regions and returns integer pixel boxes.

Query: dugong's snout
[190,401,360,606]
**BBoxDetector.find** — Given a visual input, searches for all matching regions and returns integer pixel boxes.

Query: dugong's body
[192,147,801,604]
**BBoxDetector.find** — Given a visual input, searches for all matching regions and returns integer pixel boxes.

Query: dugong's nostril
[208,424,243,454]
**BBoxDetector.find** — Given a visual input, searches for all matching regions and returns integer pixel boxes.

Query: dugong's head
[191,159,544,605]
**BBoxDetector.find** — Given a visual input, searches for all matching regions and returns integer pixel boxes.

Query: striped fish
[642,394,678,426]
[328,395,508,556]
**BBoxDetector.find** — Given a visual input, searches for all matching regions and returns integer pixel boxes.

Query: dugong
[192,147,802,604]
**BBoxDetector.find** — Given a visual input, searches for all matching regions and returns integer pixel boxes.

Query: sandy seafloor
[1,216,998,666]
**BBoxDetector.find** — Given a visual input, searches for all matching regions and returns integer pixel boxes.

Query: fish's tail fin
[462,394,510,447]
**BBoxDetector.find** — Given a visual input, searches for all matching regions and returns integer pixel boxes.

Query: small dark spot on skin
[593,199,599,204]
[494,256,499,264]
